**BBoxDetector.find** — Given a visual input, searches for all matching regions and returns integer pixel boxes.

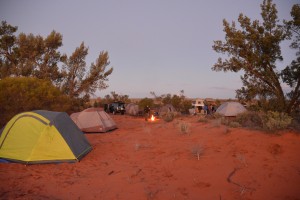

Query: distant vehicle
[104,102,126,115]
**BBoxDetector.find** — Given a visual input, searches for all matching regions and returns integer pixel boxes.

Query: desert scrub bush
[178,122,191,134]
[213,112,223,119]
[191,144,204,160]
[229,121,241,128]
[235,111,263,129]
[262,111,292,131]
[197,116,208,123]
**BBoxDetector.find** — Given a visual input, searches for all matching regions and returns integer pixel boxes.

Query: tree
[102,91,130,103]
[0,21,114,110]
[62,42,113,101]
[282,4,300,113]
[0,77,71,127]
[0,22,65,83]
[212,0,299,113]
[0,21,18,78]
[138,98,154,110]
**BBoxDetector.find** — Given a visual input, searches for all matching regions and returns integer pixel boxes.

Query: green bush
[235,111,263,129]
[0,77,72,127]
[233,111,292,132]
[229,121,241,128]
[262,111,292,131]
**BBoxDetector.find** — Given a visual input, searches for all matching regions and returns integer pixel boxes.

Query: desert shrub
[162,112,176,122]
[191,144,204,160]
[229,121,241,128]
[0,77,72,127]
[235,111,263,129]
[213,112,223,119]
[178,122,190,134]
[290,113,300,132]
[197,116,208,123]
[262,111,292,131]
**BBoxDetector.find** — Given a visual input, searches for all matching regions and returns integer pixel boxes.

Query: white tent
[159,104,177,116]
[71,108,117,133]
[125,103,139,116]
[216,102,246,117]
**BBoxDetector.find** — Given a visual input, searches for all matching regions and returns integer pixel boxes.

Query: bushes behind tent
[0,77,73,128]
[219,111,293,132]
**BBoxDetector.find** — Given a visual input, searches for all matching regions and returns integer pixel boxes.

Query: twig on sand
[227,168,255,195]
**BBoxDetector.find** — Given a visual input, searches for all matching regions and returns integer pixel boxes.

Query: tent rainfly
[0,110,92,164]
[125,103,139,116]
[71,108,117,133]
[216,102,246,117]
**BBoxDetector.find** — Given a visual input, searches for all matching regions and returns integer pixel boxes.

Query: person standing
[144,105,150,121]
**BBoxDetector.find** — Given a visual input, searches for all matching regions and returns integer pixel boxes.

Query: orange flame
[150,115,155,121]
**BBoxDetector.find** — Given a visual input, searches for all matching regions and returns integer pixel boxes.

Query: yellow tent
[0,110,92,164]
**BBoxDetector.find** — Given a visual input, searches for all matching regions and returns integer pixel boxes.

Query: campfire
[150,115,155,121]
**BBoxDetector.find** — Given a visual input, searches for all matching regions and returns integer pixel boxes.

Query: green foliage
[262,111,292,131]
[0,77,71,127]
[151,90,191,113]
[104,91,130,103]
[235,111,264,128]
[233,111,292,132]
[0,21,114,111]
[138,98,154,110]
[212,0,300,113]
[62,43,113,99]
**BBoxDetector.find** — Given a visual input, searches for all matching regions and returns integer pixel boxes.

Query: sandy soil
[1,115,300,200]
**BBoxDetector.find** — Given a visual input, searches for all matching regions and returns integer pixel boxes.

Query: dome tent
[71,108,117,133]
[159,104,177,116]
[125,103,139,116]
[0,110,92,164]
[216,102,246,117]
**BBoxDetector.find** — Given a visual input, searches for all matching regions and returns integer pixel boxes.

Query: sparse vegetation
[262,111,292,131]
[178,122,191,134]
[217,111,293,132]
[191,144,204,160]
[197,116,208,123]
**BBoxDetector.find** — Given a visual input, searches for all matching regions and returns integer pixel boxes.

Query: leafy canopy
[212,0,300,113]
[0,21,113,111]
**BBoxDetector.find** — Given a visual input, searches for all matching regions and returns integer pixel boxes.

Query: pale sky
[0,0,298,99]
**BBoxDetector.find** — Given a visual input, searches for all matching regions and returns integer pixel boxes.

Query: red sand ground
[1,115,300,200]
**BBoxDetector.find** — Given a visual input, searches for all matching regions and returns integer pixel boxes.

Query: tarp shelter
[0,110,92,164]
[125,103,139,116]
[216,102,247,117]
[71,108,117,133]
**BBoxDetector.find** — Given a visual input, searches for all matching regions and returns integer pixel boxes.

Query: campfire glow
[150,115,155,121]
